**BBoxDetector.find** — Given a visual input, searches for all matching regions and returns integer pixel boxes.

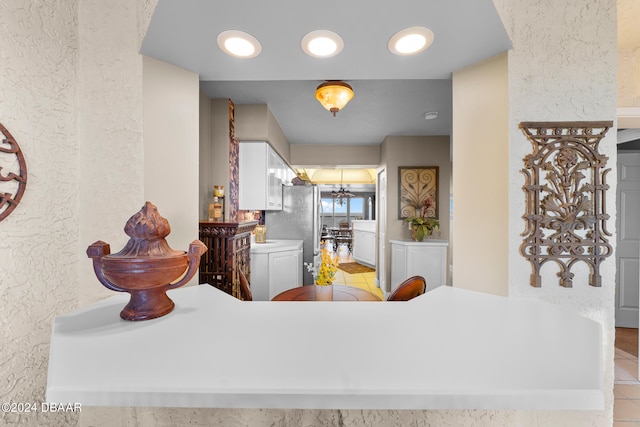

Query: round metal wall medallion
[0,123,27,222]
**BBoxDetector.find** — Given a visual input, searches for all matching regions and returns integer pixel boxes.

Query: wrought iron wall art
[0,123,27,222]
[398,166,438,219]
[520,121,613,287]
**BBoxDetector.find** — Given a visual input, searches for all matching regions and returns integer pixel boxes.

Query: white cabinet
[268,248,302,299]
[390,239,448,292]
[250,240,303,301]
[352,220,376,268]
[240,141,291,211]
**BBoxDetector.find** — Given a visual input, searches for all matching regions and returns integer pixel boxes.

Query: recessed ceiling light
[301,30,344,58]
[217,30,262,58]
[388,26,434,56]
[424,111,439,120]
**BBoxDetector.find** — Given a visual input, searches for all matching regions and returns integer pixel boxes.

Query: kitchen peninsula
[46,285,602,410]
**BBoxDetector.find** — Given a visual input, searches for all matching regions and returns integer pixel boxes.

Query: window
[321,196,365,226]
[350,197,364,218]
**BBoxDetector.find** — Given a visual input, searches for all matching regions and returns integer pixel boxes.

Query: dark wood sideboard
[198,221,257,300]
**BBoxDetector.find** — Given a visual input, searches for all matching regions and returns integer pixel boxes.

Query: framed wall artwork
[398,166,438,219]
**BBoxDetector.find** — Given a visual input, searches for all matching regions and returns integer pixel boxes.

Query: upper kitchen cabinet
[239,141,292,211]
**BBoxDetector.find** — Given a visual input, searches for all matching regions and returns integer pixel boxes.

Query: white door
[616,151,640,328]
[377,169,387,293]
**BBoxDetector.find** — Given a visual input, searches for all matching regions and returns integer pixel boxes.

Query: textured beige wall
[0,4,82,425]
[504,0,617,425]
[290,144,381,167]
[452,53,508,296]
[1,0,149,425]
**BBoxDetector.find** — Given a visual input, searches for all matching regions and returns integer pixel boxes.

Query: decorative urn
[87,202,207,321]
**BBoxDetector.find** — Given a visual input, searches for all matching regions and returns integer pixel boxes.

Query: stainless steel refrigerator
[265,184,321,285]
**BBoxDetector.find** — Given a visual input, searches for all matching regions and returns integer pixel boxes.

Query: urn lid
[108,202,183,259]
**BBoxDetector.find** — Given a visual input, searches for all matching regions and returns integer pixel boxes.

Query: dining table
[272,284,382,301]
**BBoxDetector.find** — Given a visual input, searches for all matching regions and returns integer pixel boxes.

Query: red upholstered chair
[386,276,426,301]
[238,270,252,301]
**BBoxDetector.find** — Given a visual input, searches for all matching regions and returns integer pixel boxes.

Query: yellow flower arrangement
[313,245,339,286]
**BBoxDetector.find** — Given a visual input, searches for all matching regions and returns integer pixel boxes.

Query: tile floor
[330,243,384,301]
[615,346,640,425]
[332,268,383,300]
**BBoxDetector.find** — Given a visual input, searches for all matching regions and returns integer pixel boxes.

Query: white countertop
[46,285,602,410]
[351,220,376,233]
[390,238,449,246]
[250,239,303,253]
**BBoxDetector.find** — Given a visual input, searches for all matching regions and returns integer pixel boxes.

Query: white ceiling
[141,0,512,146]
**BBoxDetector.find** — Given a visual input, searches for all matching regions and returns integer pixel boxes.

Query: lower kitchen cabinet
[390,239,448,293]
[353,230,375,267]
[250,240,303,301]
[352,220,376,268]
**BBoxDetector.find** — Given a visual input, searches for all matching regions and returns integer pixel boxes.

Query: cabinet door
[405,246,445,291]
[390,244,406,290]
[267,148,283,210]
[353,231,375,266]
[296,247,303,285]
[239,142,268,210]
[239,142,283,211]
[249,253,270,301]
[268,250,301,299]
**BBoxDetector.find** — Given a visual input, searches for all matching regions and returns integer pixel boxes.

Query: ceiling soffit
[297,168,376,184]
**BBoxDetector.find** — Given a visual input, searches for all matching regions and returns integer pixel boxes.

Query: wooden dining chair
[238,270,253,301]
[335,222,353,253]
[386,276,426,301]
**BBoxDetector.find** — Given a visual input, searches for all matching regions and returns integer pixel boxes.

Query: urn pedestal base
[120,288,176,321]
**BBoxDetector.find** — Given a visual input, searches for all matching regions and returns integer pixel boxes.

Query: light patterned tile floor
[331,244,384,301]
[615,347,640,423]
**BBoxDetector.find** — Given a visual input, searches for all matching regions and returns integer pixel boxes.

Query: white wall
[143,56,200,257]
[452,53,509,296]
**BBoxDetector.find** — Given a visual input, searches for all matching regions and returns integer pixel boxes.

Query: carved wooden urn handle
[87,202,207,321]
